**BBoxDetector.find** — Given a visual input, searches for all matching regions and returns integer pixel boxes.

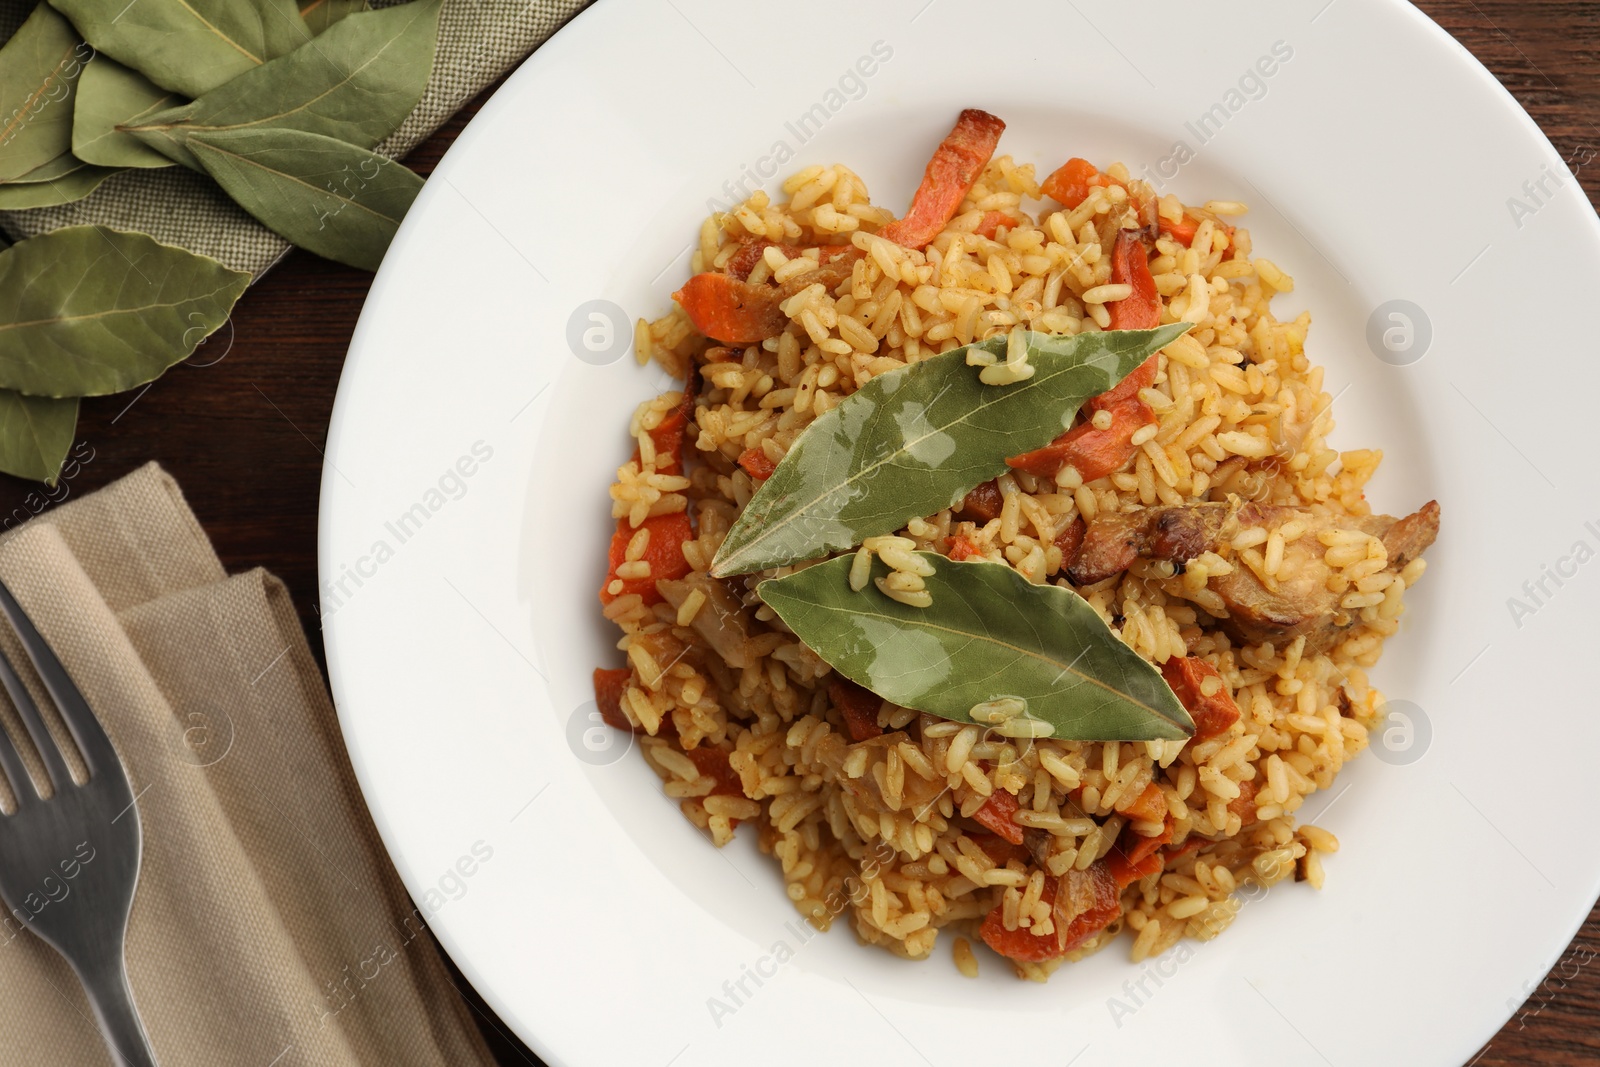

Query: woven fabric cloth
[0,463,499,1066]
[0,0,589,275]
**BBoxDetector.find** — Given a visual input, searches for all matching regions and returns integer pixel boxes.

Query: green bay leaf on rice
[758,552,1194,741]
[711,324,1190,578]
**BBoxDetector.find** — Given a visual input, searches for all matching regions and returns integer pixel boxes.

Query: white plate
[320,1,1600,1063]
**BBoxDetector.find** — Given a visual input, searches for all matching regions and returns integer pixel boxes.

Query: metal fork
[0,579,156,1066]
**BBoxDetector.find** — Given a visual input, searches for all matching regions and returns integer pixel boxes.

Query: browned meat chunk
[1067,503,1231,586]
[1381,499,1440,570]
[723,239,861,281]
[955,479,1004,523]
[657,572,757,669]
[1064,499,1440,654]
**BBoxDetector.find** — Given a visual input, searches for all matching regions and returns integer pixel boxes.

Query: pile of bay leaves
[0,0,442,482]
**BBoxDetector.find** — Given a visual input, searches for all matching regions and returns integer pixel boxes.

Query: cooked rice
[606,154,1424,979]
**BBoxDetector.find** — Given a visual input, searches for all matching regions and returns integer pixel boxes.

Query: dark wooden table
[3,3,1594,1063]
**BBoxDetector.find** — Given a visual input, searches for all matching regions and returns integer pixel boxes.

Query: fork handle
[78,953,158,1067]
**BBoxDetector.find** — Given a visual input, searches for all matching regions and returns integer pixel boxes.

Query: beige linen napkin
[0,463,496,1066]
[0,0,591,275]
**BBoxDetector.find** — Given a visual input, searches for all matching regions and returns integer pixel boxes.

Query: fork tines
[0,580,119,804]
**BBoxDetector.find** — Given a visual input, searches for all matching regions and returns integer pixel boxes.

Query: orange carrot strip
[1106,846,1163,889]
[1229,778,1259,828]
[1088,356,1157,415]
[1005,395,1155,481]
[1123,819,1174,867]
[973,210,1016,240]
[737,446,777,481]
[599,512,693,605]
[685,747,744,805]
[1104,230,1161,333]
[979,877,1065,962]
[1055,863,1123,951]
[1115,781,1168,825]
[1006,232,1162,481]
[672,272,788,344]
[1160,656,1242,743]
[643,379,697,475]
[1163,213,1200,247]
[947,535,982,562]
[646,410,687,474]
[1108,815,1176,889]
[972,789,1025,845]
[592,667,635,732]
[1081,232,1163,419]
[877,109,1007,250]
[1163,837,1205,863]
[1161,212,1236,249]
[1040,157,1121,208]
[981,863,1123,961]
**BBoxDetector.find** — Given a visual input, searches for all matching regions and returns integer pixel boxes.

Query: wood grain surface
[1,3,1594,1064]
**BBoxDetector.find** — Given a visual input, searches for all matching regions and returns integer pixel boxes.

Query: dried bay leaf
[3,150,86,182]
[48,0,311,98]
[0,226,249,397]
[712,325,1191,577]
[128,0,442,171]
[71,56,180,169]
[0,391,78,484]
[759,553,1194,741]
[299,0,368,35]
[0,4,89,182]
[0,160,119,207]
[187,127,422,271]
